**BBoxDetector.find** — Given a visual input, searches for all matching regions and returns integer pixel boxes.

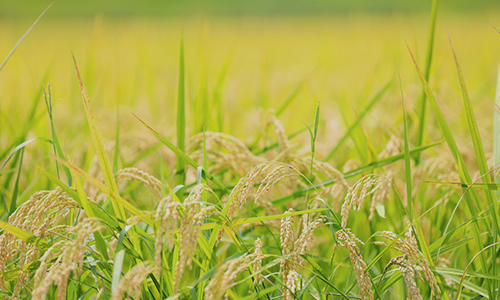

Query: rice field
[1,2,500,299]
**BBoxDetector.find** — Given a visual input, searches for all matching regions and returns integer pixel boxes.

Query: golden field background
[1,13,499,151]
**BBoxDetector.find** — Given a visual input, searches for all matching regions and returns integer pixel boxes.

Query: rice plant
[1,2,500,300]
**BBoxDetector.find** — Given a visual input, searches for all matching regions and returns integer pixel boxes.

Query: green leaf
[423,180,500,190]
[406,39,489,299]
[1,137,51,172]
[115,225,133,253]
[449,34,499,230]
[414,0,439,163]
[111,249,126,294]
[71,170,94,219]
[0,261,41,281]
[176,30,186,186]
[43,84,72,185]
[73,56,125,219]
[375,202,386,219]
[494,67,500,193]
[229,208,327,227]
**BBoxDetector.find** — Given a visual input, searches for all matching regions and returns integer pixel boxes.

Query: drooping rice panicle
[384,255,423,300]
[115,167,163,200]
[252,238,264,285]
[376,229,441,297]
[111,262,154,300]
[154,196,180,277]
[175,185,219,292]
[334,229,373,300]
[204,254,261,300]
[341,175,391,228]
[0,188,79,298]
[32,218,101,300]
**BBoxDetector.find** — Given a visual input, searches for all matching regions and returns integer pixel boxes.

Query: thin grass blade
[176,30,186,186]
[72,56,125,219]
[325,80,391,161]
[494,67,500,189]
[0,4,51,72]
[135,115,228,192]
[414,0,439,163]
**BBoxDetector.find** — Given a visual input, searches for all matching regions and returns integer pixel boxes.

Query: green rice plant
[1,2,500,300]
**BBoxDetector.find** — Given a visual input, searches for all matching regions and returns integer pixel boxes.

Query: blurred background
[1,0,500,171]
[2,0,500,17]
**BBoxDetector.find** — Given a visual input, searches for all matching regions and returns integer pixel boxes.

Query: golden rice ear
[111,262,154,300]
[278,210,326,300]
[188,131,264,177]
[154,197,180,277]
[32,219,102,300]
[175,185,220,292]
[0,188,79,298]
[378,135,403,159]
[335,229,373,300]
[251,238,264,285]
[265,112,293,152]
[378,231,441,296]
[384,256,423,300]
[204,255,252,300]
[115,167,163,200]
[341,175,392,229]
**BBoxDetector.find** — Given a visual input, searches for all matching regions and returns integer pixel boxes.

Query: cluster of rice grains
[111,262,154,300]
[217,162,301,243]
[204,239,265,300]
[279,209,326,300]
[0,188,79,300]
[115,167,163,200]
[189,131,264,177]
[377,228,441,299]
[33,218,102,300]
[341,174,392,228]
[173,184,219,292]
